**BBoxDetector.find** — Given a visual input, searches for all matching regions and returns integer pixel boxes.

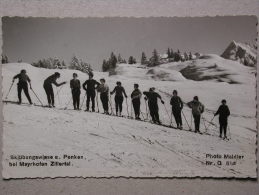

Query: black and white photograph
[1,16,257,178]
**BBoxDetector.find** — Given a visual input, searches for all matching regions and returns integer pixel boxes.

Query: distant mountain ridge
[221,41,257,67]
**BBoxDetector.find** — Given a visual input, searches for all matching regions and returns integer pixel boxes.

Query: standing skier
[143,87,164,124]
[82,72,100,112]
[97,78,109,114]
[70,73,81,110]
[214,99,230,139]
[131,84,142,120]
[110,81,127,116]
[12,69,33,104]
[187,96,205,133]
[170,90,183,129]
[43,72,66,108]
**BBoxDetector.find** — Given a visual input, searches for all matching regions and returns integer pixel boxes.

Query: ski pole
[204,116,215,132]
[109,94,114,115]
[144,99,149,120]
[130,100,133,118]
[55,84,64,97]
[228,125,231,139]
[182,110,191,130]
[163,103,171,124]
[96,91,99,113]
[30,88,44,106]
[201,116,208,132]
[80,93,86,110]
[5,81,14,100]
[170,109,174,127]
[125,98,130,117]
[64,96,73,110]
[190,112,193,130]
[56,86,61,106]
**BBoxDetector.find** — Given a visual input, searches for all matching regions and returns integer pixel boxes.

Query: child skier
[110,81,127,116]
[43,72,66,107]
[143,87,164,124]
[70,73,81,110]
[12,69,33,105]
[214,99,230,139]
[187,96,204,133]
[97,78,109,114]
[131,84,142,120]
[170,90,183,129]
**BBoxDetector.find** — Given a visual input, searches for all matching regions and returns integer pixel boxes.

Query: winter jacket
[143,91,162,105]
[187,100,204,116]
[70,79,81,90]
[170,96,183,111]
[82,79,100,92]
[111,86,127,97]
[131,89,142,100]
[215,105,230,120]
[97,83,109,94]
[44,74,60,86]
[13,73,31,83]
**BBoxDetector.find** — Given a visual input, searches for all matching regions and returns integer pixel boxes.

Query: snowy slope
[2,60,257,178]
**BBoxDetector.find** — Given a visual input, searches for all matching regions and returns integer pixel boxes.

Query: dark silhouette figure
[43,72,66,107]
[70,73,81,110]
[214,99,230,139]
[13,69,32,104]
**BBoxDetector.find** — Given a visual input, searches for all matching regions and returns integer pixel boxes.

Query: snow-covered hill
[2,59,257,178]
[221,41,257,67]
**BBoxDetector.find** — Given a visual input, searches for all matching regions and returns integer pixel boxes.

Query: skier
[143,87,164,124]
[131,83,142,120]
[187,96,204,133]
[12,69,33,104]
[170,90,183,129]
[214,99,230,139]
[43,72,66,107]
[110,81,127,116]
[97,78,109,114]
[82,72,100,112]
[70,73,81,110]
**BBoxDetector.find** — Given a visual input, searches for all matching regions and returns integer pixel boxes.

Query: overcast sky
[2,16,257,70]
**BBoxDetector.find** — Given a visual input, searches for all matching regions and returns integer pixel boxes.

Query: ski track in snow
[2,59,257,178]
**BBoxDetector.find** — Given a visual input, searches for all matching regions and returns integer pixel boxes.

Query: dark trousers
[193,114,201,132]
[219,118,228,137]
[149,102,160,123]
[72,89,80,109]
[44,84,54,106]
[100,92,109,112]
[173,110,182,127]
[17,82,32,104]
[132,98,140,118]
[115,95,123,113]
[86,90,96,111]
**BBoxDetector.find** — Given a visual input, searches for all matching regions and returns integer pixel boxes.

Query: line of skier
[9,69,231,139]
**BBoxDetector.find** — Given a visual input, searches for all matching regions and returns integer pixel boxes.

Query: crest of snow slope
[221,41,257,67]
[160,54,255,84]
[113,63,186,81]
[2,62,257,178]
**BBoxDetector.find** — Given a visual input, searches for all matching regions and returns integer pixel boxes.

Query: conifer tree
[141,52,147,65]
